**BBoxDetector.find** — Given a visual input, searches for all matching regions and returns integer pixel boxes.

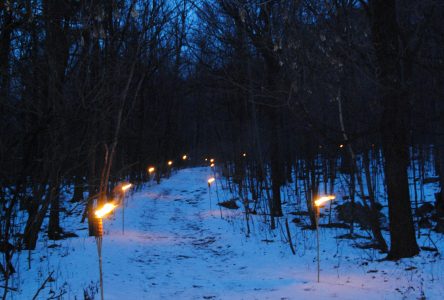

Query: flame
[339,144,344,148]
[210,158,215,163]
[122,183,132,192]
[205,158,208,161]
[208,177,215,185]
[148,167,155,173]
[167,160,173,166]
[95,203,117,218]
[210,163,215,168]
[242,153,247,157]
[182,155,187,160]
[314,195,335,207]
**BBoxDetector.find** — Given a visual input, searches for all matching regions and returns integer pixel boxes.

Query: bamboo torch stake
[95,217,104,300]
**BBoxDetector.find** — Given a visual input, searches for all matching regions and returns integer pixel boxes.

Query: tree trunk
[48,179,62,240]
[438,123,444,213]
[270,110,283,217]
[71,175,84,203]
[306,159,318,228]
[363,150,388,252]
[86,145,98,236]
[23,181,51,250]
[369,0,419,259]
[0,8,12,102]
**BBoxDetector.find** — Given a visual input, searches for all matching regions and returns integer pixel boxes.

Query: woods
[1,0,444,297]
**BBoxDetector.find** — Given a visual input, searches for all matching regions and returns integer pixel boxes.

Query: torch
[181,154,188,169]
[167,160,173,178]
[207,177,215,210]
[209,159,216,178]
[314,195,335,283]
[120,183,132,235]
[94,202,117,300]
[147,167,155,186]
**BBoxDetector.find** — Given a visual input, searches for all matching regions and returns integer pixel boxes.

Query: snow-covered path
[12,167,444,299]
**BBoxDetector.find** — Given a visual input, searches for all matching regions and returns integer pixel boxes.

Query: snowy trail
[12,167,444,299]
[95,167,442,300]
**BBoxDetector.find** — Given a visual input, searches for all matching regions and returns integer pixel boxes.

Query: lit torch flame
[148,167,155,174]
[242,153,247,157]
[314,195,336,207]
[167,160,173,166]
[95,203,117,218]
[208,177,215,185]
[182,155,187,160]
[210,163,215,168]
[210,158,215,163]
[121,183,132,192]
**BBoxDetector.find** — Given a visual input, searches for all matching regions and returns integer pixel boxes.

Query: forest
[1,0,444,299]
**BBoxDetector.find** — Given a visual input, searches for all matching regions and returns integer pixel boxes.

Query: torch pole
[95,218,104,300]
[316,206,320,283]
[208,183,212,210]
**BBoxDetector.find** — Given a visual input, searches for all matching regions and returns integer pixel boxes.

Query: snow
[6,167,444,299]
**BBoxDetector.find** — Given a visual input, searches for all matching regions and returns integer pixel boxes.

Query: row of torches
[96,154,204,219]
[146,155,188,176]
[95,154,335,244]
[93,153,335,298]
[95,161,335,218]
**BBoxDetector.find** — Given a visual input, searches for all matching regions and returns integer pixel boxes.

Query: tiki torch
[314,195,335,283]
[94,203,117,300]
[147,167,155,185]
[120,183,132,234]
[208,177,215,210]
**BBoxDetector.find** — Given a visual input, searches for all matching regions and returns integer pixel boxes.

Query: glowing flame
[95,203,117,218]
[167,160,173,166]
[314,195,335,207]
[242,153,247,157]
[205,158,208,161]
[210,158,215,163]
[148,167,155,173]
[121,183,132,192]
[208,177,215,185]
[210,163,215,168]
[182,155,187,160]
[339,144,344,148]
